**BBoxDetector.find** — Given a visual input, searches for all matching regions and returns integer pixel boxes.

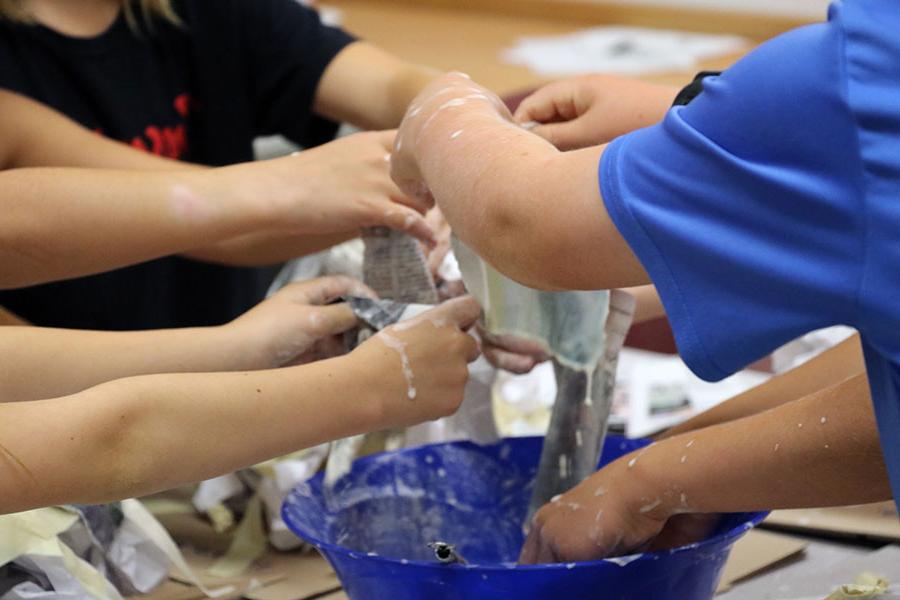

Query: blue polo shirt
[601,0,900,505]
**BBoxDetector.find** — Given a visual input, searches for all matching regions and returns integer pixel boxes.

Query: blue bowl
[282,436,766,600]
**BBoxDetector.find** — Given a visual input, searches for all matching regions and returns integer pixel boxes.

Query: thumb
[422,296,482,331]
[305,304,359,338]
[530,120,592,151]
[278,276,376,305]
[514,81,580,124]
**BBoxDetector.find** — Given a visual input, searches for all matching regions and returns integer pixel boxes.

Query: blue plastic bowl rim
[282,440,770,572]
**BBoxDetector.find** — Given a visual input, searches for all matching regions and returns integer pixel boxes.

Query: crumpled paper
[0,501,225,600]
[825,572,890,600]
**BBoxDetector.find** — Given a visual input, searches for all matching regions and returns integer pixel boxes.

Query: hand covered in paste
[520,444,717,564]
[351,296,483,429]
[391,72,512,208]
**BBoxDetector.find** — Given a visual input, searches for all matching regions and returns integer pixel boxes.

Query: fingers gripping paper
[452,238,634,522]
[323,228,441,488]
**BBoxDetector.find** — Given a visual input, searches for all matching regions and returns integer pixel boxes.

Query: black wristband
[672,71,722,106]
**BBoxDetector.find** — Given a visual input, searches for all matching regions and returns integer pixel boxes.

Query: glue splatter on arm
[0,298,481,515]
[519,373,890,564]
[391,72,649,291]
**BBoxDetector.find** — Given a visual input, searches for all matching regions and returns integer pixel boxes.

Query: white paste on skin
[378,332,416,399]
[686,439,695,448]
[559,455,569,478]
[450,129,464,139]
[595,509,604,522]
[639,499,661,514]
[680,455,687,464]
[821,416,827,424]
[170,184,213,224]
[594,486,606,497]
[628,456,638,469]
[437,98,469,111]
[551,494,562,503]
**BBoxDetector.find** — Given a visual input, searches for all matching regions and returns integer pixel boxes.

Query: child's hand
[352,296,482,428]
[514,75,678,151]
[227,276,375,369]
[391,72,512,206]
[519,450,674,564]
[244,131,435,245]
[479,328,551,374]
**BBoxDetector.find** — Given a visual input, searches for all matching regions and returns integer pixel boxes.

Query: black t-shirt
[0,0,355,329]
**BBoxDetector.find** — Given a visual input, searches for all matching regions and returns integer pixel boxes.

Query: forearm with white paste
[0,355,386,513]
[410,86,649,290]
[632,373,890,519]
[0,166,272,288]
[659,334,866,440]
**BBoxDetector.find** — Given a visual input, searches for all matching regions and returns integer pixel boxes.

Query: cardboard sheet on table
[765,502,900,542]
[721,544,900,600]
[146,547,339,600]
[716,530,808,593]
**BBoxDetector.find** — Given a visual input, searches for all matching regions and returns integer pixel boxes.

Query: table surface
[327,0,758,94]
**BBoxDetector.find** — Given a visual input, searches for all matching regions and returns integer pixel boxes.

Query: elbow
[76,381,163,503]
[466,203,572,292]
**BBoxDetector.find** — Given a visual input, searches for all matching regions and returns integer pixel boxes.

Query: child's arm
[315,42,438,130]
[0,91,431,270]
[513,75,679,151]
[521,371,889,563]
[659,334,866,439]
[0,306,27,326]
[0,277,368,402]
[0,296,481,514]
[623,284,666,325]
[0,134,431,289]
[0,90,194,171]
[391,73,650,291]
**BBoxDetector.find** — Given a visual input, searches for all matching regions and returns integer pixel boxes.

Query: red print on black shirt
[129,93,191,159]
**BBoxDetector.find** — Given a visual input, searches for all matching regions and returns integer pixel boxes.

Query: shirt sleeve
[239,0,355,147]
[600,13,866,381]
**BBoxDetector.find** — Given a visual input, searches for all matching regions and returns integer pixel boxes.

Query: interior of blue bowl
[283,436,766,567]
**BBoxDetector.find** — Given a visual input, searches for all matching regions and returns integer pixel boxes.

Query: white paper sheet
[503,26,747,76]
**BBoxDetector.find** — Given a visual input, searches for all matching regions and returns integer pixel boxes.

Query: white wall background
[585,0,830,19]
